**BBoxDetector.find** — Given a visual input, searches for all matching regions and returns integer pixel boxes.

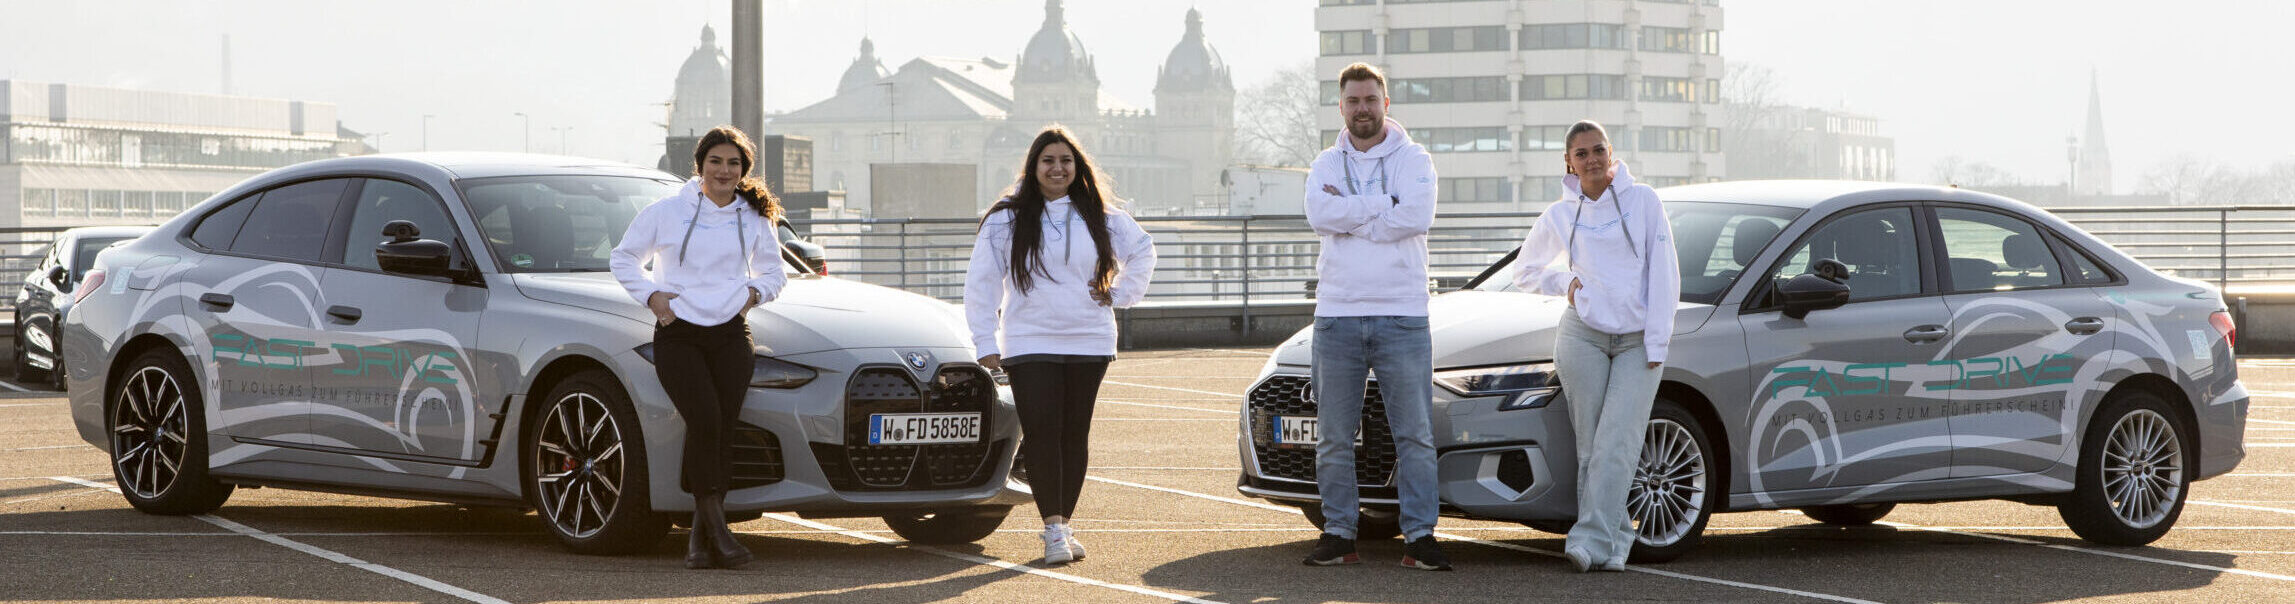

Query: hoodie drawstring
[1565,185,1639,274]
[678,195,751,277]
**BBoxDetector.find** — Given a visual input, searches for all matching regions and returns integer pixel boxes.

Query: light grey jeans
[1554,309,1663,564]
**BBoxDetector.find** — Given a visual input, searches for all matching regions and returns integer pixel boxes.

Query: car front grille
[1247,375,1397,488]
[813,366,1002,491]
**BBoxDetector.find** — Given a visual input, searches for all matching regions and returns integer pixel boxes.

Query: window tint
[458,175,667,272]
[71,237,133,278]
[231,179,349,261]
[1936,207,2063,292]
[1769,207,1921,302]
[340,179,458,271]
[189,194,258,250]
[2060,236,2114,284]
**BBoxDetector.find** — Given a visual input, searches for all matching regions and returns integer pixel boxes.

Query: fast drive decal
[1741,294,2123,504]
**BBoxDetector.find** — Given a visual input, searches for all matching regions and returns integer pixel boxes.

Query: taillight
[72,269,105,304]
[2211,310,2237,349]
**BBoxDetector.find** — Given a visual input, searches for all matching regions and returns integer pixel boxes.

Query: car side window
[230,179,350,262]
[1768,207,1921,302]
[340,179,460,272]
[189,195,258,250]
[2056,235,2114,285]
[1936,207,2063,292]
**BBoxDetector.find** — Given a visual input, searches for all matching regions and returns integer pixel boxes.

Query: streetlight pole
[370,132,388,153]
[422,114,436,152]
[551,126,573,155]
[515,112,531,152]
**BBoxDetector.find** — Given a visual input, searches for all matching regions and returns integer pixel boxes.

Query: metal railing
[789,205,2295,305]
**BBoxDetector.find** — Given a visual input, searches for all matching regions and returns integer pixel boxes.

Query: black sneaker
[1302,532,1359,566]
[1401,535,1454,571]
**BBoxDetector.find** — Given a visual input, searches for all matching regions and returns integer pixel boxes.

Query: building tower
[2074,70,2113,196]
[1012,0,1101,125]
[660,25,731,175]
[1154,8,1237,210]
[839,37,891,94]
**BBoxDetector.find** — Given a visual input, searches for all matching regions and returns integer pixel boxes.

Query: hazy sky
[4,0,2288,193]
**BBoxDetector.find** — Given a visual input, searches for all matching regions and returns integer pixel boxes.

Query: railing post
[2220,208,2230,291]
[1240,217,1253,334]
[898,221,912,292]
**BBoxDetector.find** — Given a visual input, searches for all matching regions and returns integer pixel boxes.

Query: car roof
[262,153,676,183]
[1659,179,2029,211]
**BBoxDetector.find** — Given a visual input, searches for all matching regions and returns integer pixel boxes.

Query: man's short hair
[1337,62,1387,92]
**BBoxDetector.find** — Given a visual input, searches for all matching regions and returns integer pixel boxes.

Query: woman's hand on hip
[744,287,762,312]
[1567,278,1581,306]
[647,291,679,326]
[1647,362,1662,369]
[977,354,1002,371]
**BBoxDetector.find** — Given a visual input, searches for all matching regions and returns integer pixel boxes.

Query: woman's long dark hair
[692,126,784,220]
[983,126,1118,296]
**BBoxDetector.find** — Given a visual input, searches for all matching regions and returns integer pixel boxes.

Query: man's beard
[1347,115,1383,141]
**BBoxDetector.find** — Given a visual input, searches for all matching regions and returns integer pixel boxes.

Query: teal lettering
[2036,353,2076,385]
[1926,360,1961,391]
[266,339,312,370]
[1841,362,1903,396]
[1967,357,2003,389]
[1766,367,1813,401]
[419,352,460,385]
[330,343,362,375]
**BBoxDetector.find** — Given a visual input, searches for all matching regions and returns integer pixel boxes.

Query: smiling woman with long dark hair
[964,125,1157,565]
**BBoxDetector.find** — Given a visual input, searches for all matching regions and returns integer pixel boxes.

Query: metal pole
[422,114,435,151]
[731,0,764,138]
[515,112,530,152]
[1239,218,1253,332]
[2220,208,2230,291]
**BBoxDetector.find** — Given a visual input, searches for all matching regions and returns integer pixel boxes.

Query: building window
[21,188,55,215]
[1521,23,1628,50]
[1639,77,1699,103]
[1523,177,1566,202]
[1417,127,1511,153]
[1320,30,1376,56]
[1640,27,1697,53]
[1522,74,1627,100]
[1388,26,1508,54]
[124,190,153,218]
[1384,76,1509,104]
[1639,127,1697,152]
[1702,30,1723,55]
[1705,78,1721,103]
[154,191,184,215]
[56,189,86,216]
[1439,177,1511,203]
[1706,128,1722,153]
[1521,125,1574,151]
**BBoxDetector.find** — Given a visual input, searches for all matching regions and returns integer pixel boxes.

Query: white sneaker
[1041,526,1075,564]
[1059,524,1087,560]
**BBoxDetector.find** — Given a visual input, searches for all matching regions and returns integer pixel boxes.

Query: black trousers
[1005,358,1111,520]
[654,317,752,496]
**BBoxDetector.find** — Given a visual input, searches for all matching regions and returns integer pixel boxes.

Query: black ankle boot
[685,509,712,569]
[697,492,752,569]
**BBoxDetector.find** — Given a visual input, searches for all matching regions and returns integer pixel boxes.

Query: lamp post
[422,114,436,152]
[515,112,531,152]
[551,126,573,155]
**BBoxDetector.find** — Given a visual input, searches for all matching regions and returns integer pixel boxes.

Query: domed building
[762,1,1235,217]
[659,25,731,175]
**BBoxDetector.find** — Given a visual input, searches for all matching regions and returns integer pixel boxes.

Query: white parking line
[760,513,1224,604]
[2191,500,2295,516]
[47,477,509,604]
[2248,443,2295,448]
[1089,466,1239,471]
[2225,473,2295,478]
[9,444,88,451]
[2250,419,2295,426]
[1875,519,2295,583]
[1083,476,1880,603]
[0,402,56,408]
[1103,380,1240,398]
[1097,418,1231,422]
[1103,400,1236,414]
[0,530,534,537]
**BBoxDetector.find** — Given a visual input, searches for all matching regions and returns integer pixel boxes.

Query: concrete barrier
[1115,300,1314,350]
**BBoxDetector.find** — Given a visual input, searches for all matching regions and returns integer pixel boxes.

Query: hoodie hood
[1561,160,1637,201]
[1340,118,1414,160]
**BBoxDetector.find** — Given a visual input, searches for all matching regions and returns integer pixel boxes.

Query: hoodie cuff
[1643,336,1668,365]
[973,338,999,360]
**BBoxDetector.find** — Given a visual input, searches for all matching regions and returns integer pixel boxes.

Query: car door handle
[1903,324,1950,344]
[327,305,363,324]
[198,293,234,311]
[2065,316,2106,335]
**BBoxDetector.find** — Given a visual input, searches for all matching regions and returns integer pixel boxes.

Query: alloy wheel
[2102,409,2183,529]
[1629,417,1707,546]
[110,366,187,499]
[533,392,627,539]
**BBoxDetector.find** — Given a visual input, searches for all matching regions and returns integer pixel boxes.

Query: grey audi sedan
[1238,180,2249,562]
[64,153,1025,554]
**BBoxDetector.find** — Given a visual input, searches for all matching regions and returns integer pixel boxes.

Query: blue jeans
[1310,315,1438,541]
[1554,309,1662,564]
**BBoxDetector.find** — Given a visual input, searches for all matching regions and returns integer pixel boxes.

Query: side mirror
[46,266,68,291]
[374,220,455,277]
[1779,258,1852,320]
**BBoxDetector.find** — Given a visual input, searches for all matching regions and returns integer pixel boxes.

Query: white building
[1726,105,1894,181]
[764,1,1235,218]
[1,80,363,228]
[1315,0,1726,209]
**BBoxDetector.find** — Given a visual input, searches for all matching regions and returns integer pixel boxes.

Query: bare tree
[1930,156,2024,188]
[1721,63,1812,180]
[1235,61,1323,167]
[2138,154,2264,205]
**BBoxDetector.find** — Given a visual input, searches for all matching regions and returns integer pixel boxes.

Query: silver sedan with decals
[63,154,1026,554]
[1238,180,2249,561]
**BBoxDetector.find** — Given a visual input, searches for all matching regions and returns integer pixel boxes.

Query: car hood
[511,273,973,356]
[1270,290,1717,370]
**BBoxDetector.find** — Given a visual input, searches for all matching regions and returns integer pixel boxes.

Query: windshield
[71,236,134,279]
[457,175,796,275]
[1472,201,1802,305]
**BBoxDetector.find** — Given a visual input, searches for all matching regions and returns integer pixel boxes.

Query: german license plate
[868,413,983,445]
[1270,415,1362,448]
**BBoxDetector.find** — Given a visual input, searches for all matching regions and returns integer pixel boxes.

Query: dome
[1156,8,1231,94]
[838,37,891,93]
[1016,0,1097,85]
[669,25,731,137]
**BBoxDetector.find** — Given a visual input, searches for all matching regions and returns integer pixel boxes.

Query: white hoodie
[965,196,1158,358]
[1513,162,1681,363]
[610,178,788,326]
[1304,118,1438,317]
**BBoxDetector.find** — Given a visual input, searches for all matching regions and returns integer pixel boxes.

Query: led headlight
[750,355,818,389]
[1434,362,1558,402]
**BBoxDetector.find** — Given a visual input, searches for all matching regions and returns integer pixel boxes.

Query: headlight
[750,355,818,389]
[1433,362,1557,397]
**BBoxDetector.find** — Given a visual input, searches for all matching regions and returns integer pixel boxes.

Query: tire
[1297,504,1403,541]
[109,349,233,515]
[1801,503,1895,526]
[1627,398,1719,564]
[884,506,1012,544]
[2058,390,2191,546]
[523,370,668,555]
